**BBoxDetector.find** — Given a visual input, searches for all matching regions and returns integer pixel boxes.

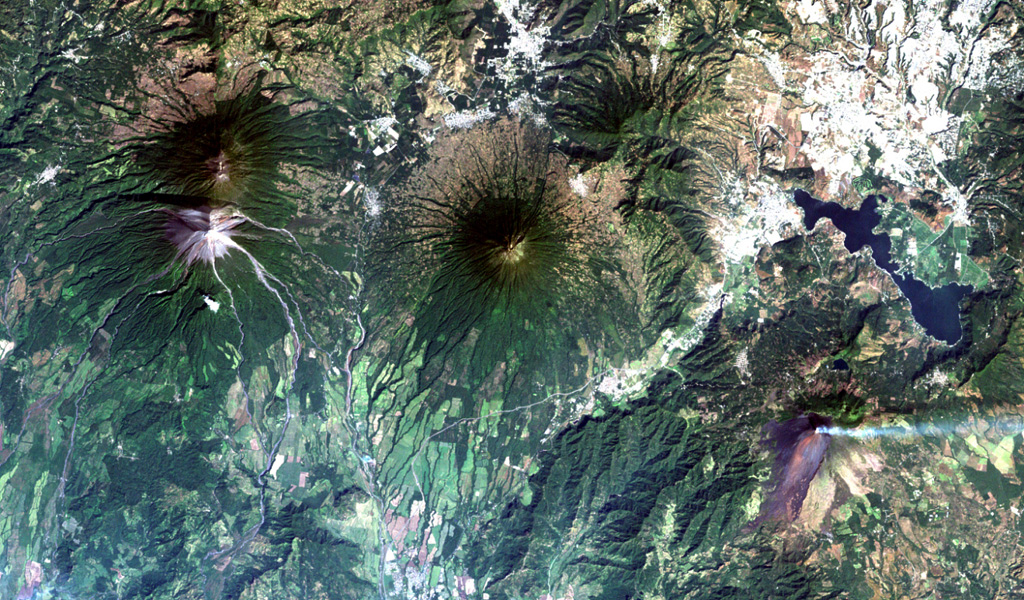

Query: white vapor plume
[819,418,1024,439]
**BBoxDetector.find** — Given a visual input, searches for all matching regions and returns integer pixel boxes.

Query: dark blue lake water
[793,190,971,345]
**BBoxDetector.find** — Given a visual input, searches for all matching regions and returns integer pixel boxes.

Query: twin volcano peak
[206,150,232,184]
[165,205,246,266]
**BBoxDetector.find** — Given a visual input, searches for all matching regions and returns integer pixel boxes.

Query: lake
[793,189,972,345]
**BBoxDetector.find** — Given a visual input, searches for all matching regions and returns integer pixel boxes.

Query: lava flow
[753,413,832,526]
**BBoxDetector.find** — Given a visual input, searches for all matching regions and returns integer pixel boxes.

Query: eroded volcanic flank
[132,80,326,225]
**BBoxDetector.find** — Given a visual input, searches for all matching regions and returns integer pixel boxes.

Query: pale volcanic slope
[164,207,246,265]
